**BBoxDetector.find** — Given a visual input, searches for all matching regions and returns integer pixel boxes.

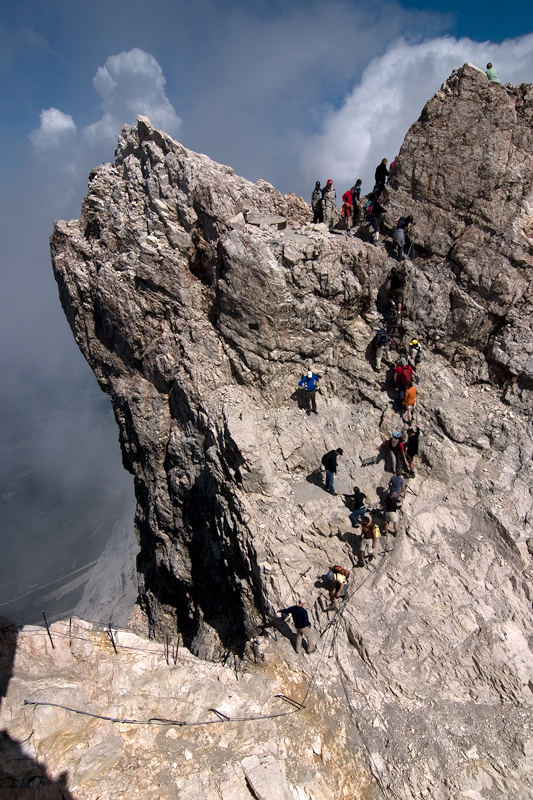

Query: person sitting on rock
[298,369,320,415]
[321,448,343,495]
[486,62,501,84]
[373,328,391,371]
[388,431,408,473]
[392,215,413,261]
[328,565,350,603]
[347,486,367,528]
[403,383,417,423]
[311,181,323,224]
[384,491,401,536]
[322,179,337,230]
[405,426,421,475]
[387,265,406,314]
[358,516,377,566]
[279,601,316,654]
[374,158,389,197]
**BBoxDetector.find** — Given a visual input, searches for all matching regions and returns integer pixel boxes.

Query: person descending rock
[358,516,377,566]
[350,179,363,224]
[367,195,387,245]
[374,158,389,197]
[486,62,501,84]
[347,486,367,528]
[389,469,406,497]
[341,188,353,230]
[403,382,417,423]
[388,432,408,474]
[327,565,350,604]
[384,490,401,536]
[387,265,407,314]
[405,426,420,475]
[322,179,337,230]
[279,601,316,654]
[394,357,415,403]
[373,328,391,371]
[298,369,320,415]
[311,181,323,224]
[407,338,422,370]
[392,215,413,261]
[321,448,343,495]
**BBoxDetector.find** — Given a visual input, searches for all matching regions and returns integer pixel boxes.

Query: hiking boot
[367,554,374,562]
[356,560,365,568]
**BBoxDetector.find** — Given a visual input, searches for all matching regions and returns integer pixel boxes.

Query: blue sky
[1,0,533,616]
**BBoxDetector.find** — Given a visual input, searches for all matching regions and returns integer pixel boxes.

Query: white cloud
[29,108,77,150]
[83,48,182,146]
[302,32,533,195]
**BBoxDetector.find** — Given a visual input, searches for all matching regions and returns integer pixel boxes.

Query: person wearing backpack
[407,338,422,369]
[392,215,413,261]
[357,516,377,566]
[387,266,406,314]
[321,448,343,495]
[405,426,421,475]
[327,565,350,603]
[373,328,391,371]
[341,188,353,230]
[347,486,367,528]
[311,181,323,224]
[384,491,401,536]
[394,358,415,402]
[388,432,408,473]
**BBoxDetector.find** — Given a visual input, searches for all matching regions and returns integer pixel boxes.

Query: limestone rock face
[41,68,533,797]
[385,62,533,399]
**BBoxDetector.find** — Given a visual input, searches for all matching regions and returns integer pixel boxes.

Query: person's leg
[397,243,404,261]
[310,390,317,413]
[325,470,335,494]
[295,628,303,654]
[305,627,316,652]
[376,345,384,369]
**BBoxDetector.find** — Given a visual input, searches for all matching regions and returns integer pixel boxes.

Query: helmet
[410,339,418,346]
[392,431,402,439]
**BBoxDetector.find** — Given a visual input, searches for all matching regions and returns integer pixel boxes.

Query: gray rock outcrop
[20,63,533,797]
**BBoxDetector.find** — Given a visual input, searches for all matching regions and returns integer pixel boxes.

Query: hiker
[373,328,391,371]
[389,469,406,497]
[407,338,422,370]
[279,602,316,654]
[387,265,406,314]
[367,195,387,244]
[392,215,413,261]
[403,383,417,423]
[327,565,350,605]
[395,358,415,402]
[374,158,389,197]
[322,179,337,230]
[384,491,401,536]
[405,426,420,475]
[390,155,398,172]
[350,179,363,223]
[486,63,501,84]
[341,188,353,230]
[321,448,343,495]
[358,516,377,566]
[298,369,320,415]
[311,181,323,224]
[388,432,408,473]
[348,486,367,528]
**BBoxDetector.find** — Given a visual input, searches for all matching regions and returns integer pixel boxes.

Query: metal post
[42,612,55,650]
[107,624,118,655]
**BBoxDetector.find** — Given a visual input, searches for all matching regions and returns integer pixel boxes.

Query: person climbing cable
[405,426,421,475]
[392,215,413,261]
[278,601,316,654]
[384,490,401,536]
[388,432,408,473]
[374,158,389,197]
[366,195,387,245]
[358,516,377,566]
[387,265,407,314]
[347,486,367,527]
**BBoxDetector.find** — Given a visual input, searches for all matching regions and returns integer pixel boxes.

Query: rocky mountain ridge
[1,62,533,799]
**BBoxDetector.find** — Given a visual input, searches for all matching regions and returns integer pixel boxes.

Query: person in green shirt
[486,63,501,84]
